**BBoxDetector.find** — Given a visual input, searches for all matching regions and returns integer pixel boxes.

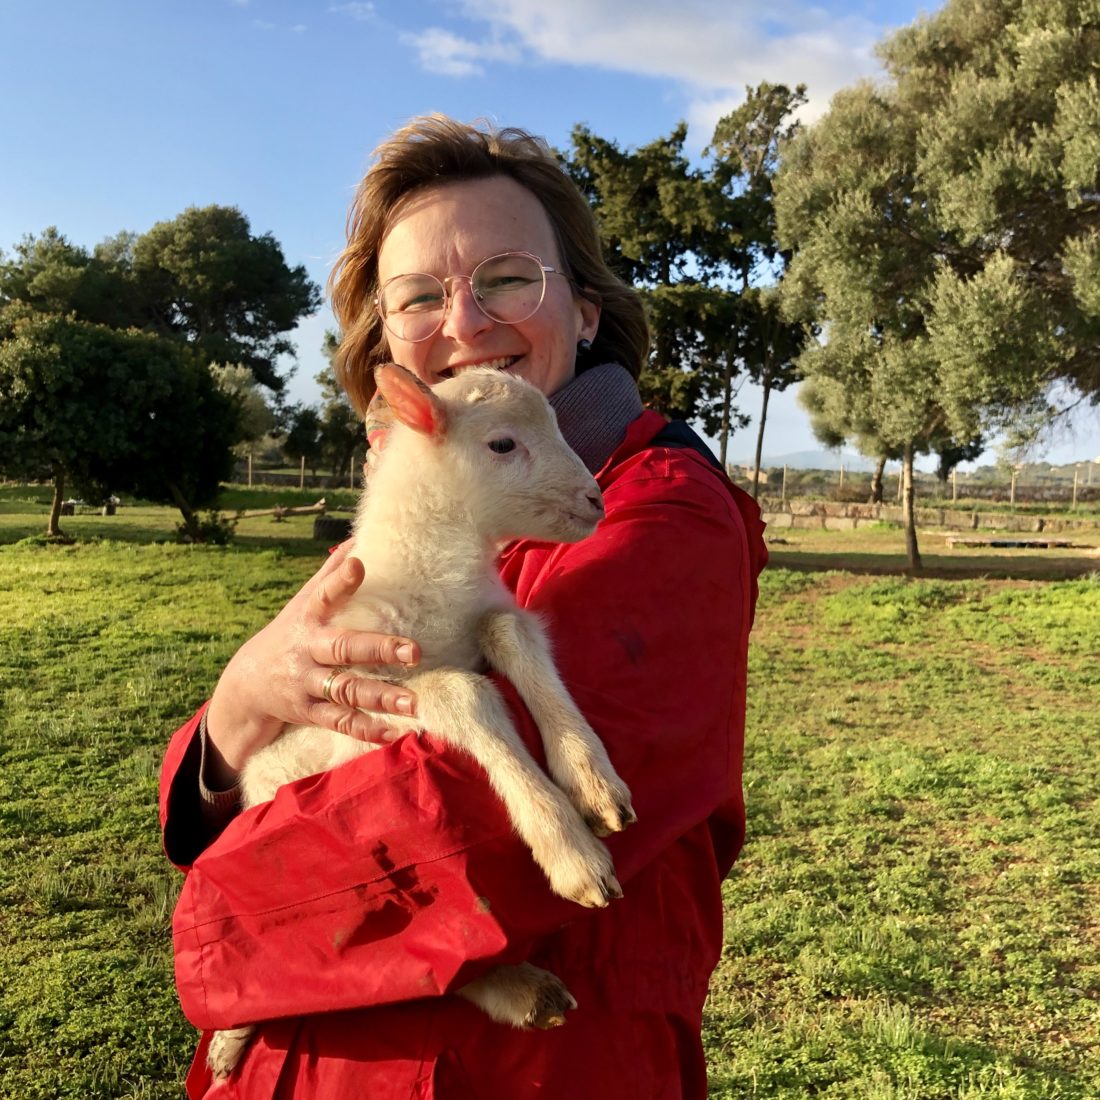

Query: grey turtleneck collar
[549,363,644,474]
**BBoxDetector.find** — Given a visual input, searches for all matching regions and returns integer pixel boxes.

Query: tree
[0,228,139,330]
[0,306,238,538]
[708,83,808,481]
[563,125,745,429]
[130,205,321,390]
[774,0,1093,571]
[209,362,278,455]
[317,330,364,482]
[888,0,1100,404]
[282,405,325,478]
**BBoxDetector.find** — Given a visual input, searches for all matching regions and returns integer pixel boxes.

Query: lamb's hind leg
[459,963,576,1029]
[409,668,620,908]
[479,610,636,838]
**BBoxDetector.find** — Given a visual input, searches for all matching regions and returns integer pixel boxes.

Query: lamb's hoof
[586,797,638,838]
[207,1026,254,1080]
[567,771,637,838]
[546,837,623,908]
[524,972,578,1030]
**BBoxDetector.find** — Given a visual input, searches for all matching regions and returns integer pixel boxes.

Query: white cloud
[291,23,307,33]
[252,18,276,30]
[407,0,890,140]
[330,2,376,22]
[400,27,521,78]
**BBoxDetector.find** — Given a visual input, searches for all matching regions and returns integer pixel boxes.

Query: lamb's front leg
[479,610,636,838]
[410,668,621,908]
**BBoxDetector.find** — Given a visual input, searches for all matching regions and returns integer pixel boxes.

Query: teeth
[448,357,517,375]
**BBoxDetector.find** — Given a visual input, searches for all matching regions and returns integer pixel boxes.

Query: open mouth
[437,356,521,380]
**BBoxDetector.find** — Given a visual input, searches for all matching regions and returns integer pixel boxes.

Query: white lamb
[207,363,636,1079]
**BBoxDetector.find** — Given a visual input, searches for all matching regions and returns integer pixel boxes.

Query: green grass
[707,569,1099,1098]
[1,494,1097,1097]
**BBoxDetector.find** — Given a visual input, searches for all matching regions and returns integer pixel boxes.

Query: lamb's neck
[355,486,496,593]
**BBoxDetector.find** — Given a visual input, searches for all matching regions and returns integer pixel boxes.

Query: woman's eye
[488,438,516,454]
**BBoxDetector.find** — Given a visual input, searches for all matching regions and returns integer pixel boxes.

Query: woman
[161,114,767,1099]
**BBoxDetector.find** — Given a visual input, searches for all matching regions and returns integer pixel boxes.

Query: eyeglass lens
[379,252,548,342]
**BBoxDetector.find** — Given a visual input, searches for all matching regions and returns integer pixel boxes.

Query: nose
[582,487,605,520]
[440,279,495,342]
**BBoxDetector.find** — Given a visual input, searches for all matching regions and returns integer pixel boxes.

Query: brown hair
[328,114,650,415]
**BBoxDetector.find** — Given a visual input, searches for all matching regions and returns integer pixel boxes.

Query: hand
[204,543,421,788]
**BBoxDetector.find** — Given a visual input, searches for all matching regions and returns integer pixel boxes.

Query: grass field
[1,489,1097,1098]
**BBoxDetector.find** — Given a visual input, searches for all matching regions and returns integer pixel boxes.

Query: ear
[575,288,601,344]
[373,364,447,439]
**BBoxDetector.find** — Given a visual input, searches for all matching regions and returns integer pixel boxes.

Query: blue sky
[3,0,1097,468]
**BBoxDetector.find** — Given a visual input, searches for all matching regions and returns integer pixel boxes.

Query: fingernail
[395,643,416,665]
[395,695,415,716]
[382,728,404,743]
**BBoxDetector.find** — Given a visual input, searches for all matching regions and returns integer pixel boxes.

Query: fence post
[349,455,355,490]
[782,464,788,505]
[952,468,958,502]
[839,464,845,493]
[248,452,253,488]
[1072,466,1079,509]
[1010,469,1017,509]
[299,455,305,490]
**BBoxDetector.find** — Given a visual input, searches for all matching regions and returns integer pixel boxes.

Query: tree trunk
[901,443,922,574]
[47,464,66,538]
[869,455,887,504]
[168,481,201,542]
[752,375,772,500]
[718,353,734,467]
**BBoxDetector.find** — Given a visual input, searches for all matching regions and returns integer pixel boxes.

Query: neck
[550,362,643,473]
[352,438,494,590]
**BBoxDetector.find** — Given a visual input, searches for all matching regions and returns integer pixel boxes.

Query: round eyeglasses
[376,251,569,344]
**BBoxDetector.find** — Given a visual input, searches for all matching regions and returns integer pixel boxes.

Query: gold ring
[322,667,348,704]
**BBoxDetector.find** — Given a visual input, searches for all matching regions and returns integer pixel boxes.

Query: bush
[175,509,238,545]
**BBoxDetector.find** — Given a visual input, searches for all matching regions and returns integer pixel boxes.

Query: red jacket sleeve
[167,449,761,1031]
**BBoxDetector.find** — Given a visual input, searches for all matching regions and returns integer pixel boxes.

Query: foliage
[130,206,320,390]
[208,362,277,453]
[775,0,1100,568]
[562,123,745,427]
[562,88,807,471]
[2,208,321,396]
[281,404,325,476]
[316,330,365,480]
[175,509,238,546]
[0,306,239,538]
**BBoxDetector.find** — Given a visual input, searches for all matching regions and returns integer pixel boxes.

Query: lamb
[206,363,636,1079]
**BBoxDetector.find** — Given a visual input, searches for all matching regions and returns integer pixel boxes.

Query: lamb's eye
[488,438,516,454]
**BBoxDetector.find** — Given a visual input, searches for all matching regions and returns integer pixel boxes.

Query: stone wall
[758,499,1100,534]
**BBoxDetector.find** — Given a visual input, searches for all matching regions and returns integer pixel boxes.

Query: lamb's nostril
[586,493,604,516]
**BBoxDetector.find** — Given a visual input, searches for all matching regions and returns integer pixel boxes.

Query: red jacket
[161,410,767,1099]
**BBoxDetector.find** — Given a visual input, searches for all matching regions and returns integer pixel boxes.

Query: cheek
[389,339,434,385]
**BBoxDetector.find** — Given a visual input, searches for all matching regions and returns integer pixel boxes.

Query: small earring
[577,338,593,354]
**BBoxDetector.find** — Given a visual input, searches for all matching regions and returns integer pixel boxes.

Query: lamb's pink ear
[373,364,447,439]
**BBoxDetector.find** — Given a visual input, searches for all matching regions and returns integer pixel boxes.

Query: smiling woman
[159,113,768,1100]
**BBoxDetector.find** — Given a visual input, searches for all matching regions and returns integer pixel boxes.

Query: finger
[311,629,420,670]
[302,702,403,745]
[301,540,352,597]
[310,554,365,624]
[314,669,416,717]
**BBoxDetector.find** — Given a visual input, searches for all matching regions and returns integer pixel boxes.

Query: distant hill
[730,450,882,472]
